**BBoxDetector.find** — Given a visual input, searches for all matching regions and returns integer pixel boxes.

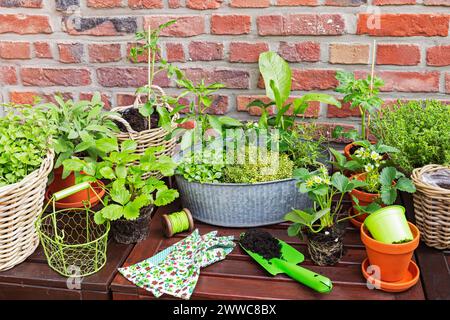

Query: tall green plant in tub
[249,52,340,169]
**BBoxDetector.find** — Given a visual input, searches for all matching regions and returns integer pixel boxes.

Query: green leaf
[96,137,118,153]
[74,141,93,153]
[207,115,223,132]
[331,172,349,193]
[157,106,172,132]
[99,204,124,221]
[62,158,84,173]
[139,101,154,117]
[396,177,416,193]
[284,209,313,225]
[218,116,242,127]
[180,130,194,150]
[123,202,141,220]
[258,109,269,129]
[121,140,137,153]
[292,99,308,115]
[287,223,302,237]
[99,166,116,179]
[115,165,127,179]
[94,211,105,224]
[379,167,397,187]
[300,93,341,108]
[154,189,179,207]
[311,208,330,225]
[380,186,397,205]
[155,155,177,176]
[259,51,291,104]
[110,187,131,205]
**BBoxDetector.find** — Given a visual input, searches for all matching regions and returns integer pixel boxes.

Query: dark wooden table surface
[111,202,426,300]
[0,240,134,300]
[400,191,450,300]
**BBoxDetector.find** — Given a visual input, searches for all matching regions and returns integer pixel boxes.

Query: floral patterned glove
[118,230,235,300]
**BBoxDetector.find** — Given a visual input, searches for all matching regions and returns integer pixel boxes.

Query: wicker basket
[411,164,450,250]
[0,150,54,271]
[111,86,178,179]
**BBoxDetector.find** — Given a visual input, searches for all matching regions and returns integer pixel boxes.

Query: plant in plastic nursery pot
[361,206,421,292]
[64,138,179,244]
[332,71,384,159]
[284,167,367,266]
[40,93,119,208]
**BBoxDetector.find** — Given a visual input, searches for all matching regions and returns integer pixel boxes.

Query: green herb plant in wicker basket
[0,103,54,272]
[65,138,179,244]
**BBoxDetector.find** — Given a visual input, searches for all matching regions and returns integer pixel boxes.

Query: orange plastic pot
[360,222,420,282]
[46,167,105,209]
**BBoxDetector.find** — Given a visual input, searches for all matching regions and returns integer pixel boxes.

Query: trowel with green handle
[239,233,333,294]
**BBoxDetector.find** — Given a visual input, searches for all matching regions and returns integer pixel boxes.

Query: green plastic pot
[364,205,413,244]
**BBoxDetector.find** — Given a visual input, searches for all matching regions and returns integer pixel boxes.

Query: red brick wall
[1,0,449,131]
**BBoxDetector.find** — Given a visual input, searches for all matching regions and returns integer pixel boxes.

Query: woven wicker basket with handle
[0,150,54,271]
[411,164,450,250]
[110,86,179,179]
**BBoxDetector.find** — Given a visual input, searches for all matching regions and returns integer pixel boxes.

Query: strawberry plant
[63,139,179,224]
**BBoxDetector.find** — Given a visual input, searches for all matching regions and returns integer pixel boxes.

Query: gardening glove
[118,230,235,300]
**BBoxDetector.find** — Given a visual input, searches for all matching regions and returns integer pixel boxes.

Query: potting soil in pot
[116,108,160,132]
[111,205,154,244]
[307,224,346,266]
[239,229,282,260]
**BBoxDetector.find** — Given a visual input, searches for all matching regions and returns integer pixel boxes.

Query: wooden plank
[0,282,82,300]
[415,244,450,300]
[80,240,134,292]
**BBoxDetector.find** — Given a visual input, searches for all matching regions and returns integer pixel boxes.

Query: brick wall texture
[0,0,449,132]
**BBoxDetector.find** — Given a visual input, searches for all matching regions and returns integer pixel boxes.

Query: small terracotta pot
[349,173,383,222]
[344,143,356,161]
[46,167,105,209]
[360,222,420,282]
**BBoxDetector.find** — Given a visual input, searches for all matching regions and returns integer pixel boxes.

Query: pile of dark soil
[116,108,160,132]
[240,229,282,260]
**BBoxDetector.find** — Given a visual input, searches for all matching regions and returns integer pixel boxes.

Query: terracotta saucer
[361,258,420,293]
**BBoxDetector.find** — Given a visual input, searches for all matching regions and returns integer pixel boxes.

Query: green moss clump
[223,147,293,183]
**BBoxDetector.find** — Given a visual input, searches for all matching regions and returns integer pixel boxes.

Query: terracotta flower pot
[349,173,383,223]
[46,167,105,209]
[360,222,420,282]
[344,143,356,161]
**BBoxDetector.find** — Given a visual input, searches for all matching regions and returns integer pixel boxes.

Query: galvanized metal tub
[174,176,312,227]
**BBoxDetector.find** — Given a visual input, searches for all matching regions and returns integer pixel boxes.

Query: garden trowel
[240,232,333,294]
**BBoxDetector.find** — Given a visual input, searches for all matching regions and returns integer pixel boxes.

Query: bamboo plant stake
[366,40,377,140]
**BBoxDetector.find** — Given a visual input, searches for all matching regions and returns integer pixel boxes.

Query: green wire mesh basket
[35,182,110,278]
